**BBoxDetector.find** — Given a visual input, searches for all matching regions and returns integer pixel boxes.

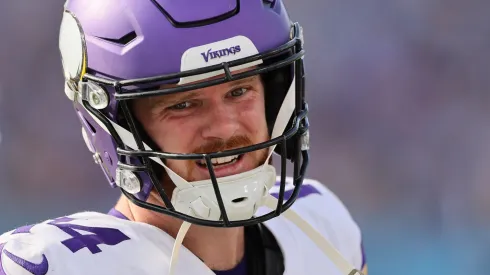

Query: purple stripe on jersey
[108,208,129,220]
[213,255,247,275]
[0,243,7,275]
[271,183,321,201]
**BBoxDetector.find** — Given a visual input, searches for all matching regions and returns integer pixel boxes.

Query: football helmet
[59,2,367,275]
[59,0,309,227]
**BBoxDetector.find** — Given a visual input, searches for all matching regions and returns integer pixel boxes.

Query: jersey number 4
[5,217,130,254]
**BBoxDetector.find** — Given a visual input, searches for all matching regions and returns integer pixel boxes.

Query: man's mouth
[196,154,242,168]
[194,154,247,178]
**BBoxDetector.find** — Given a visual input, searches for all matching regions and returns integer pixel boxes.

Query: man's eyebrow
[148,75,259,108]
[149,91,200,108]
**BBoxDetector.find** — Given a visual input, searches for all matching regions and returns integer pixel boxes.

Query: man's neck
[114,196,245,271]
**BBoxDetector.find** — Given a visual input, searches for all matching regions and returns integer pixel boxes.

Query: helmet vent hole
[97,31,137,46]
[232,197,248,203]
[86,122,97,134]
[262,0,276,8]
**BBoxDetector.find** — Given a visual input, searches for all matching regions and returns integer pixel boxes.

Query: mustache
[192,136,254,154]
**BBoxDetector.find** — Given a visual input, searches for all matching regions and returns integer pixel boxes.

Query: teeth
[197,155,239,166]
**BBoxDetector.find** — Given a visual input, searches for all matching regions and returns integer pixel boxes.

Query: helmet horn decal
[59,10,87,86]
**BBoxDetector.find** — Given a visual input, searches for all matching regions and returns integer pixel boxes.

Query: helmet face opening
[63,1,309,227]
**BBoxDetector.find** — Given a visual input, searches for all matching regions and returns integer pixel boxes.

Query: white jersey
[0,177,365,275]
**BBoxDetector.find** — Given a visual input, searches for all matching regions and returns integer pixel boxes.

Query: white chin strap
[168,220,192,275]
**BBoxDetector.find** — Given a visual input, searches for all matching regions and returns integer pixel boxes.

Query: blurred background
[1,0,489,274]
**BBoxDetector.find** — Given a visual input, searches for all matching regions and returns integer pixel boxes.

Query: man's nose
[201,103,239,141]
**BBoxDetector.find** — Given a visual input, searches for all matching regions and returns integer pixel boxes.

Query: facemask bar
[81,23,309,227]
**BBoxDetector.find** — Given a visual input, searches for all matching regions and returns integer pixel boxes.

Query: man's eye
[230,87,248,97]
[169,102,191,110]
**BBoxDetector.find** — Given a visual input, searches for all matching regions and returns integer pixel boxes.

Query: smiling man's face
[132,74,270,183]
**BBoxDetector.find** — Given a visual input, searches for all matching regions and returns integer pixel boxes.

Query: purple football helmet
[59,0,309,227]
